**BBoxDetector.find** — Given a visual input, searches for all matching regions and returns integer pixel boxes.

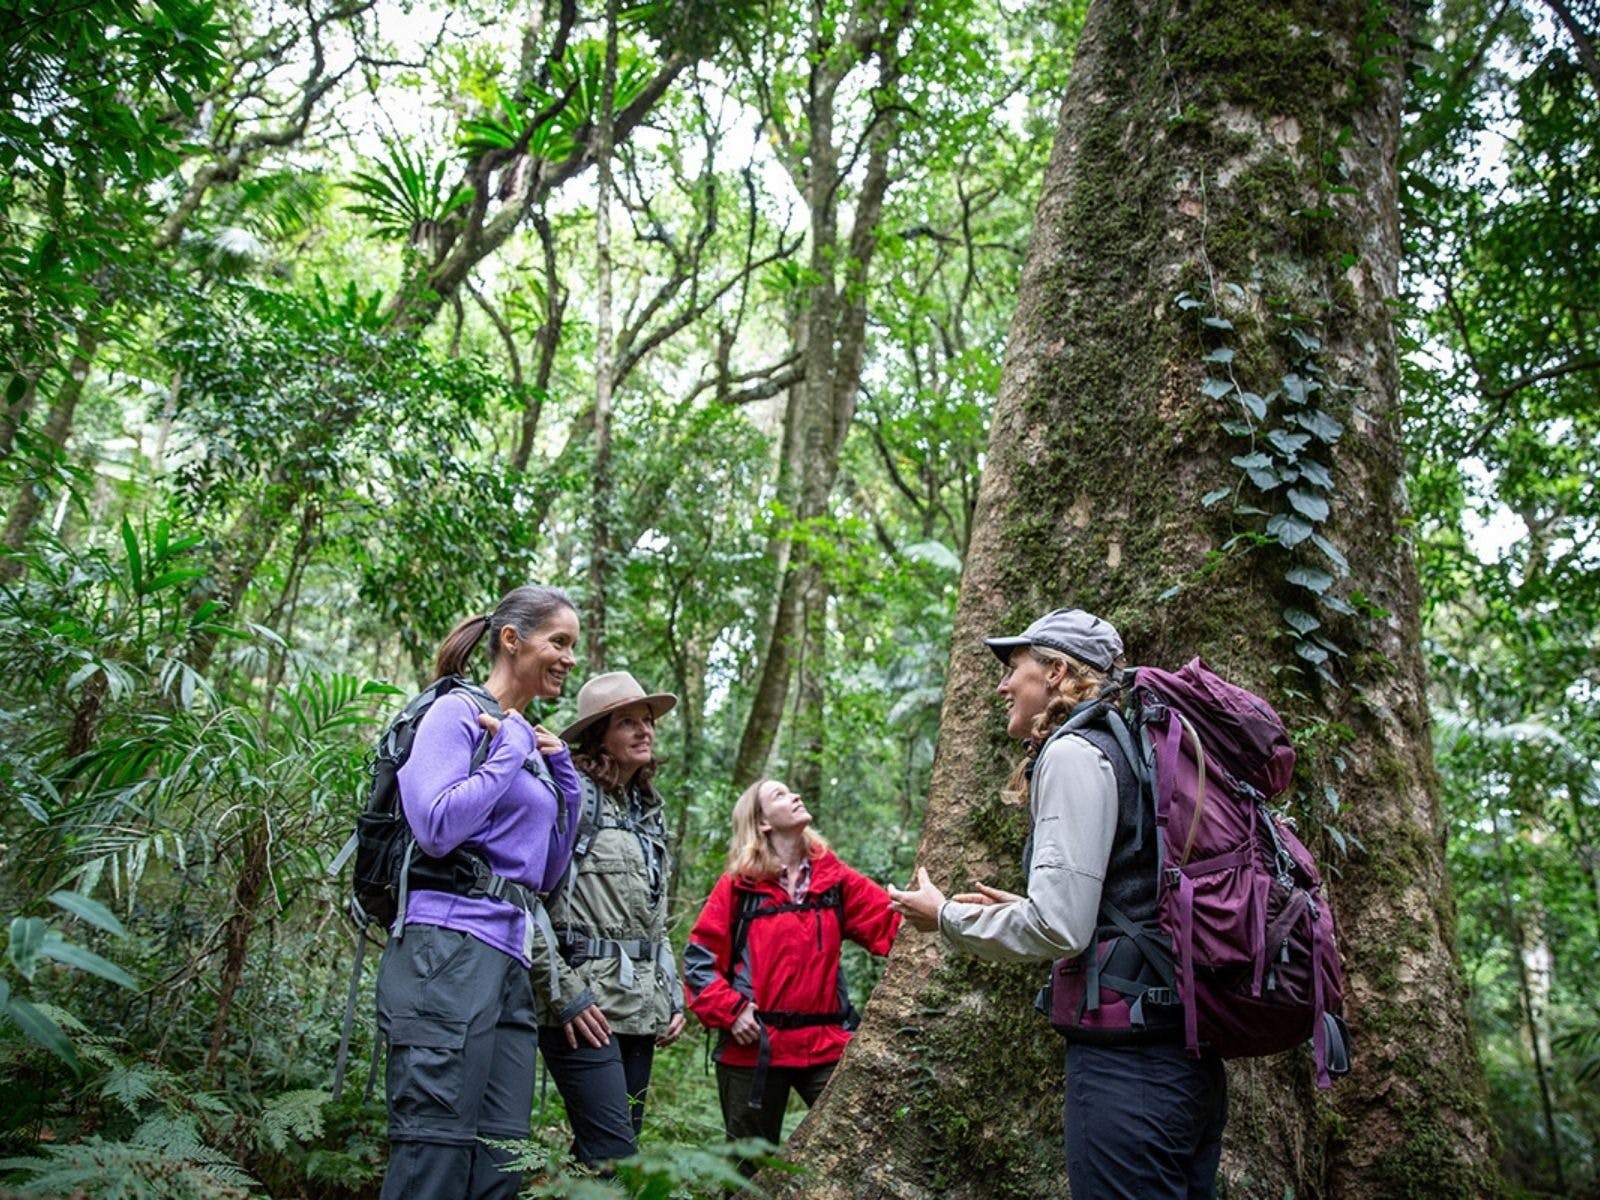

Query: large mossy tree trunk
[770,0,1500,1197]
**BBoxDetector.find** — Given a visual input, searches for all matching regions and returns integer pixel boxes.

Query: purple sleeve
[398,693,539,858]
[540,749,584,882]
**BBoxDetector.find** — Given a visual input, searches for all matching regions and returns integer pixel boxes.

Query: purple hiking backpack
[1047,659,1351,1088]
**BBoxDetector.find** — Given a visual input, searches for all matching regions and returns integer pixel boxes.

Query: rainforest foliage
[0,0,1595,1195]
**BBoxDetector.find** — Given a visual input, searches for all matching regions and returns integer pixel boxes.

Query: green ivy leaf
[1200,377,1234,400]
[1219,419,1253,436]
[1284,607,1322,634]
[1231,452,1272,470]
[1288,328,1322,353]
[1267,429,1311,457]
[1287,489,1330,522]
[1282,373,1311,405]
[1203,347,1235,364]
[1175,292,1203,311]
[1311,533,1349,575]
[1321,594,1357,616]
[1201,488,1232,508]
[1238,392,1267,421]
[1294,410,1345,443]
[1294,641,1330,665]
[1202,316,1234,331]
[1247,468,1283,491]
[1287,565,1335,593]
[1297,460,1334,489]
[1267,513,1315,548]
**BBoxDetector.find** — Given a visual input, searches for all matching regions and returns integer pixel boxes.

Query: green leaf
[1311,533,1349,575]
[1321,594,1356,616]
[1200,377,1234,400]
[1286,565,1335,594]
[1294,409,1345,443]
[1237,392,1267,421]
[1231,452,1273,471]
[39,934,137,989]
[8,917,46,981]
[1219,419,1253,436]
[1284,607,1321,634]
[3,995,80,1071]
[1202,315,1234,331]
[120,517,142,593]
[1266,513,1314,548]
[1201,488,1232,508]
[1286,489,1330,522]
[1266,428,1310,457]
[1297,460,1334,490]
[1288,328,1321,353]
[1174,292,1203,311]
[48,891,126,937]
[1294,641,1330,665]
[1202,347,1235,364]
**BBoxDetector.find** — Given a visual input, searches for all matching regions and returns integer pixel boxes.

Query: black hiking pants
[715,1059,835,1175]
[1063,1041,1227,1200]
[537,1027,656,1164]
[376,924,537,1200]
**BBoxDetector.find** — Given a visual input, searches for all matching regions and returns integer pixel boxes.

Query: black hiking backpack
[330,674,559,930]
[328,674,561,1102]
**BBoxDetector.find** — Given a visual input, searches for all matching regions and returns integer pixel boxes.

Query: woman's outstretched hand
[950,881,1023,906]
[887,867,946,932]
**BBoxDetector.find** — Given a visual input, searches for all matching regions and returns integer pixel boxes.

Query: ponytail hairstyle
[432,585,576,681]
[725,778,829,880]
[1004,646,1125,799]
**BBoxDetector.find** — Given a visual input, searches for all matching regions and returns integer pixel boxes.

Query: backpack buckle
[1142,988,1178,1007]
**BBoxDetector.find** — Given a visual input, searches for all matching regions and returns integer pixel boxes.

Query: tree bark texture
[771,1,1499,1197]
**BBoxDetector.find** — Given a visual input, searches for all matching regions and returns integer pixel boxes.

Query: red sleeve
[683,874,749,1030]
[840,864,901,956]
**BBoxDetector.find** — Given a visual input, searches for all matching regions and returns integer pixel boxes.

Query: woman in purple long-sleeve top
[377,584,584,1200]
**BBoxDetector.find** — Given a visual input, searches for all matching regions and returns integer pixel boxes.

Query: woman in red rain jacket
[683,778,900,1160]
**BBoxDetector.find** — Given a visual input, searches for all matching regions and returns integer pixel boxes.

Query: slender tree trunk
[0,332,100,580]
[587,0,619,672]
[204,819,271,1083]
[773,1,1498,1196]
[732,3,908,786]
[1491,808,1566,1192]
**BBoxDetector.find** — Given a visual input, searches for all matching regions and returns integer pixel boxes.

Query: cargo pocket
[386,1014,470,1124]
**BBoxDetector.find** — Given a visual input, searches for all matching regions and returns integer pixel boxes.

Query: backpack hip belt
[556,931,662,989]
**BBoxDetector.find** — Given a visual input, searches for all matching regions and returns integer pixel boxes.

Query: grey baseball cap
[983,608,1124,672]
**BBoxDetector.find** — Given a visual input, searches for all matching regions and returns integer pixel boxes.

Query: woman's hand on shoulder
[475,707,524,740]
[532,724,566,757]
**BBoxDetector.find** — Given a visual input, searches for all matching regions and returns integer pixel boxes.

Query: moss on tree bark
[763,0,1500,1196]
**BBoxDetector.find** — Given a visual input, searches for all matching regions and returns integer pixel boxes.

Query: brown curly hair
[570,712,659,794]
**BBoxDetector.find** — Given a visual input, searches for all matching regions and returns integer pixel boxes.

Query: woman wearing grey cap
[530,671,685,1167]
[889,607,1227,1200]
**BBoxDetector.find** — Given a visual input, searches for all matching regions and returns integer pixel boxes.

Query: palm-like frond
[346,140,472,241]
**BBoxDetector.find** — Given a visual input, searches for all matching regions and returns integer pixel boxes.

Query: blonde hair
[1005,646,1124,797]
[725,778,830,880]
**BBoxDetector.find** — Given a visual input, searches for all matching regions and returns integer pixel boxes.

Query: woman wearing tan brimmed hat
[529,670,684,1167]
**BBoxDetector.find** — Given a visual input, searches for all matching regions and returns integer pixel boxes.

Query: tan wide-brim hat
[558,671,678,743]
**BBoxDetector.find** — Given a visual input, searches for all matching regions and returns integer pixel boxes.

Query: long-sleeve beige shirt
[937,733,1118,963]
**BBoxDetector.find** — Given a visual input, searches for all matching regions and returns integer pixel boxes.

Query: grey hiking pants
[376,924,537,1200]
